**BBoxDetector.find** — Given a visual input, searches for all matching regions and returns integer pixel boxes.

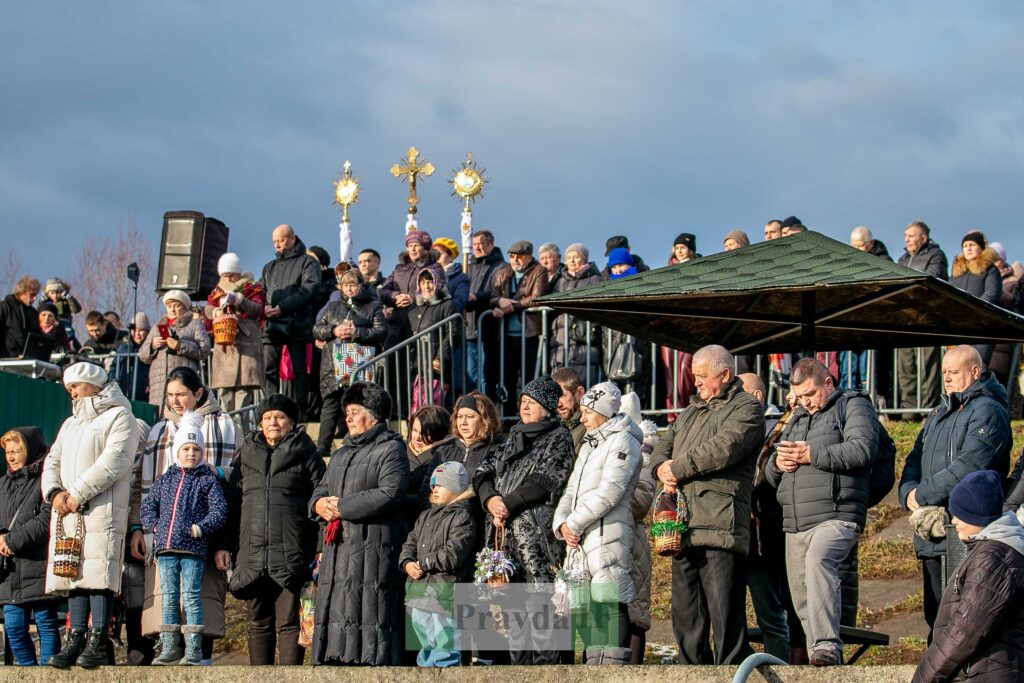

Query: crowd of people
[0,218,1023,678]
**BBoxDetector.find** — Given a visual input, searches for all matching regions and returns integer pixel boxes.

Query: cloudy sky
[4,2,1023,304]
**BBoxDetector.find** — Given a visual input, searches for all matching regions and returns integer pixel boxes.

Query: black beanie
[343,381,393,423]
[673,233,697,252]
[522,377,562,415]
[258,393,300,424]
[961,230,987,251]
[781,215,802,229]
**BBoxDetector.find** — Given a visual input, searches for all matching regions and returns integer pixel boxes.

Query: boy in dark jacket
[914,470,1024,682]
[400,461,477,667]
[0,427,61,666]
[141,412,227,665]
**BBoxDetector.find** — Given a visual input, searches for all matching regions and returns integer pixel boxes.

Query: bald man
[898,345,1012,636]
[259,224,321,415]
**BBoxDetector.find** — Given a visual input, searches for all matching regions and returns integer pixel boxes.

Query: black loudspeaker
[156,211,229,301]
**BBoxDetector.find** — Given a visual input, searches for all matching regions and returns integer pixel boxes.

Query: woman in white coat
[553,381,642,665]
[42,362,139,669]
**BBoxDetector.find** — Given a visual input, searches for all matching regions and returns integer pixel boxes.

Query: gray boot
[154,626,183,665]
[181,627,204,666]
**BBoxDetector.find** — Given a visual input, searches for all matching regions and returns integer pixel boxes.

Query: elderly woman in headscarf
[138,290,211,409]
[309,382,409,665]
[550,243,602,383]
[42,362,139,669]
[474,376,575,665]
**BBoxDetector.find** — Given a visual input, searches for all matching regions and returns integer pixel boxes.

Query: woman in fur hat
[951,230,1003,364]
[310,381,409,665]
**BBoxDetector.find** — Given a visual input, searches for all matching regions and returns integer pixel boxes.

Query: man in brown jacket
[491,240,549,407]
[651,344,765,665]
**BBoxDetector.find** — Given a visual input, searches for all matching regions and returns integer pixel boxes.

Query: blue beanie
[949,470,1004,528]
[607,248,634,268]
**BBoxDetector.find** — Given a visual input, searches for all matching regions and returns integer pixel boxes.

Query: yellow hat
[433,237,459,259]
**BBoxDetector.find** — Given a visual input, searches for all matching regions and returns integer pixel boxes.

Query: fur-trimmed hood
[952,247,999,278]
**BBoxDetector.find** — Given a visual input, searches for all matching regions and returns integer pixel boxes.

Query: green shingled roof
[537,231,1024,354]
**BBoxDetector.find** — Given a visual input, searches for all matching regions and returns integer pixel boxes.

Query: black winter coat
[437,436,501,552]
[260,236,322,343]
[409,289,460,374]
[474,418,574,582]
[0,428,56,605]
[308,423,409,665]
[899,240,949,280]
[766,390,879,533]
[227,428,326,596]
[399,500,477,613]
[379,252,446,349]
[465,247,507,340]
[312,284,386,397]
[0,294,39,358]
[951,249,1003,305]
[900,372,1012,557]
[913,514,1024,682]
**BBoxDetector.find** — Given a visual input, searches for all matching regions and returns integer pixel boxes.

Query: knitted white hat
[171,411,205,463]
[218,252,243,276]
[63,362,107,388]
[162,290,191,309]
[581,381,622,418]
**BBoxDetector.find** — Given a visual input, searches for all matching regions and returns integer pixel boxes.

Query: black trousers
[501,335,540,409]
[671,547,752,665]
[247,575,303,665]
[317,388,349,454]
[922,556,943,642]
[263,339,312,418]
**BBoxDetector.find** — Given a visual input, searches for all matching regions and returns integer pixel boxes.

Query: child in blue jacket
[141,411,227,665]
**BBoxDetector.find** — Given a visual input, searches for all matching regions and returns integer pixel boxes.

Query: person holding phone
[138,291,211,409]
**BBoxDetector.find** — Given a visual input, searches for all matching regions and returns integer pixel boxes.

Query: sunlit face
[357,252,380,278]
[565,250,586,274]
[723,238,742,252]
[165,300,186,319]
[39,310,56,328]
[15,288,38,305]
[580,406,608,432]
[692,358,730,402]
[952,515,984,541]
[261,409,293,445]
[519,394,549,424]
[86,322,106,340]
[791,376,835,414]
[781,226,793,237]
[66,382,102,401]
[222,272,241,283]
[131,327,149,344]
[430,484,458,506]
[764,223,782,241]
[419,277,436,298]
[407,242,425,262]
[556,387,579,420]
[962,241,982,261]
[3,438,27,471]
[409,417,427,454]
[456,408,484,443]
[673,244,693,261]
[850,235,870,252]
[509,252,530,273]
[165,380,202,416]
[472,235,492,259]
[942,353,982,395]
[345,404,377,436]
[46,290,62,302]
[177,443,203,468]
[610,263,630,275]
[340,279,360,298]
[539,250,560,275]
[904,226,927,255]
[272,225,295,254]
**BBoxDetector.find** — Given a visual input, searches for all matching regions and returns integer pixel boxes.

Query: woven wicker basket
[213,313,238,346]
[653,510,683,556]
[53,512,84,579]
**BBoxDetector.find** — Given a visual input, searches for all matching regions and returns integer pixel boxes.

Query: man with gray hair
[766,357,880,666]
[651,344,765,664]
[849,226,892,260]
[537,242,565,292]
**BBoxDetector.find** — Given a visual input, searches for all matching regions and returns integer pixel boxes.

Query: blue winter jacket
[898,371,1012,558]
[141,463,228,559]
[443,262,470,314]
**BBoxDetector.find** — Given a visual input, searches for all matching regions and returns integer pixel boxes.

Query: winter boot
[154,626,184,665]
[77,628,111,669]
[48,629,87,669]
[181,628,204,665]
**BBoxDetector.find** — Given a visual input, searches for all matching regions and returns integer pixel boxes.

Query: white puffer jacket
[553,413,642,603]
[42,382,139,594]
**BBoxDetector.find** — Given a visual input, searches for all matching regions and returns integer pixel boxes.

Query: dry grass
[851,637,928,666]
[859,539,919,580]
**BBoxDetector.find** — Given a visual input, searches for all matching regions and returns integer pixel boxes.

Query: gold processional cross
[390,147,435,217]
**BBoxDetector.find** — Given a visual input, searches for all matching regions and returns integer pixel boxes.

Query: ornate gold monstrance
[333,160,359,262]
[451,153,487,272]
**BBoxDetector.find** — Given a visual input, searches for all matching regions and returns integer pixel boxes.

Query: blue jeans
[465,341,481,393]
[410,608,460,667]
[838,351,868,393]
[3,602,60,666]
[156,553,204,627]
